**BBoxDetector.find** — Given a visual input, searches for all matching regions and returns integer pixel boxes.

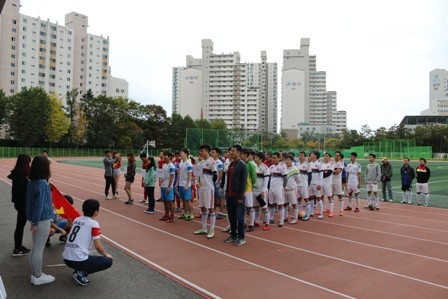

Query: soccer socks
[293,208,299,220]
[209,212,216,231]
[375,196,379,208]
[269,207,275,221]
[329,200,334,213]
[339,198,344,211]
[348,196,353,207]
[318,200,323,213]
[306,201,312,217]
[366,194,371,206]
[425,193,430,205]
[254,207,261,223]
[248,207,255,226]
[355,194,360,208]
[278,206,284,225]
[201,212,208,231]
[263,208,270,224]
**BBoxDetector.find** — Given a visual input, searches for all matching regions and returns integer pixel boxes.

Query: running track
[1,158,447,299]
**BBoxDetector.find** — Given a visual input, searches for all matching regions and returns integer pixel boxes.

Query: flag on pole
[51,184,81,222]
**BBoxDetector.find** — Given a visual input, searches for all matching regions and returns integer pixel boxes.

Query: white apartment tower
[425,68,448,115]
[172,39,277,132]
[0,0,128,103]
[281,38,346,138]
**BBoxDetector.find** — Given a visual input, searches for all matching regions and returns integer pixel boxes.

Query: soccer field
[58,158,448,208]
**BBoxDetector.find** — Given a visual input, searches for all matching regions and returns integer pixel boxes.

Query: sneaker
[185,214,194,221]
[278,223,284,227]
[207,230,215,239]
[175,207,182,213]
[113,194,120,199]
[159,214,169,221]
[156,198,162,202]
[72,271,89,286]
[423,202,428,207]
[380,199,385,202]
[59,236,67,243]
[32,273,56,286]
[388,199,393,203]
[323,208,330,214]
[106,195,113,200]
[301,216,310,221]
[45,238,51,247]
[262,224,270,231]
[166,217,174,223]
[364,205,370,209]
[12,246,31,257]
[375,207,380,210]
[328,212,334,217]
[124,199,133,205]
[254,221,260,227]
[247,225,254,232]
[314,211,322,216]
[222,225,231,232]
[216,213,223,220]
[234,238,246,246]
[289,218,298,224]
[178,214,186,219]
[139,199,148,203]
[401,200,406,204]
[317,214,324,219]
[223,236,236,243]
[407,201,412,205]
[269,219,274,224]
[416,202,421,206]
[354,207,360,212]
[194,228,207,235]
[194,214,201,218]
[144,209,154,214]
[339,211,344,216]
[343,206,352,211]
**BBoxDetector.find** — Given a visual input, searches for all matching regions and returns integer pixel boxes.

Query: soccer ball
[298,210,306,219]
[368,204,375,211]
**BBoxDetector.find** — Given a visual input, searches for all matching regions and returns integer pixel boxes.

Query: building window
[10,71,15,76]
[11,80,15,85]
[12,19,17,24]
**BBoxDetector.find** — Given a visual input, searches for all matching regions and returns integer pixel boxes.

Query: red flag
[51,184,81,222]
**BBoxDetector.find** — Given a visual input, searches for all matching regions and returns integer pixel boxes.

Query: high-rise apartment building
[172,39,277,132]
[281,38,346,138]
[423,68,448,115]
[0,0,128,103]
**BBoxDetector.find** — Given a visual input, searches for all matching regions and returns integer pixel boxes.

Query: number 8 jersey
[63,216,101,262]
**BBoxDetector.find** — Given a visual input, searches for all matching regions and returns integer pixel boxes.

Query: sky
[19,0,448,132]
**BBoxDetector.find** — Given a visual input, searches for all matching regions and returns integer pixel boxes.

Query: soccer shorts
[322,182,332,197]
[366,182,378,192]
[179,186,192,201]
[244,192,254,207]
[296,186,309,200]
[308,184,322,198]
[268,188,284,205]
[161,187,174,201]
[416,183,429,194]
[198,189,215,209]
[401,184,412,192]
[347,184,360,195]
[284,189,298,205]
[332,180,343,196]
[214,185,223,201]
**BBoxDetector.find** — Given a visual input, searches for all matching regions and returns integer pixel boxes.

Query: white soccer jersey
[63,216,101,262]
[285,165,299,190]
[309,160,323,185]
[346,162,362,186]
[322,162,334,184]
[199,158,216,190]
[178,160,193,187]
[269,163,287,190]
[297,161,311,187]
[254,163,270,194]
[161,162,175,188]
[332,160,344,184]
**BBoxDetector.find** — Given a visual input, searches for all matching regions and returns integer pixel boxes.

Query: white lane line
[102,235,223,299]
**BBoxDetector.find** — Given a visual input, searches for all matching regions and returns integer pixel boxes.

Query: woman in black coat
[7,154,32,256]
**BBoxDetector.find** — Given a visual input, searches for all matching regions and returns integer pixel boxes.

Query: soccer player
[194,144,217,239]
[284,155,300,224]
[296,151,311,221]
[159,152,176,222]
[63,199,113,286]
[322,153,334,217]
[177,148,194,220]
[268,152,287,227]
[415,158,430,206]
[211,147,225,219]
[308,151,324,219]
[241,149,257,231]
[365,153,381,210]
[344,152,362,212]
[400,158,415,204]
[253,152,271,230]
[332,151,345,216]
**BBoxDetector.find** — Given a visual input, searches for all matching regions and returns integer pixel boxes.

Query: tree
[46,93,70,144]
[0,89,7,128]
[71,102,88,147]
[8,87,51,146]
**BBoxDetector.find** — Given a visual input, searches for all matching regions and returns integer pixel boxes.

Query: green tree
[0,89,8,128]
[71,102,88,147]
[8,87,50,146]
[46,92,70,144]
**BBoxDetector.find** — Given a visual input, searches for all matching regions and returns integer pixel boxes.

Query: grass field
[58,158,448,208]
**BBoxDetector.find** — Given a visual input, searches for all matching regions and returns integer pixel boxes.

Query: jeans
[145,186,155,211]
[31,220,51,277]
[14,202,27,249]
[382,180,393,200]
[64,255,113,274]
[226,195,245,239]
[104,175,116,196]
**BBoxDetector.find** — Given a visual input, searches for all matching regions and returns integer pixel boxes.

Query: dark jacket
[226,159,247,200]
[400,165,415,186]
[7,170,29,205]
[380,162,393,181]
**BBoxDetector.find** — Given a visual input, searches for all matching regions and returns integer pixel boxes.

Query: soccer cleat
[375,207,380,210]
[354,207,360,212]
[278,223,283,227]
[314,211,322,216]
[289,218,298,224]
[364,205,370,209]
[423,202,428,207]
[207,230,215,239]
[178,214,186,219]
[124,199,134,205]
[194,228,207,235]
[12,246,31,257]
[344,206,352,211]
[339,211,344,216]
[328,212,334,217]
[216,213,223,219]
[72,271,89,286]
[416,202,421,206]
[222,225,231,232]
[159,214,169,221]
[166,217,174,223]
[234,238,246,246]
[254,221,260,227]
[32,273,56,286]
[175,207,182,213]
[317,214,324,219]
[323,208,330,214]
[301,216,310,221]
[269,219,274,224]
[223,236,237,243]
[262,224,270,231]
[400,200,406,204]
[247,225,254,232]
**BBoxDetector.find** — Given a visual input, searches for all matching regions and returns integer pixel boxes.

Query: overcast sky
[20,0,448,132]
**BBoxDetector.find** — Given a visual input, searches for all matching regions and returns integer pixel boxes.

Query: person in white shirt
[177,148,194,220]
[296,151,311,221]
[344,152,362,212]
[63,199,112,286]
[159,152,176,222]
[322,153,334,217]
[284,155,300,224]
[211,147,225,219]
[253,152,271,231]
[332,151,345,216]
[308,151,324,219]
[268,152,287,227]
[365,153,381,210]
